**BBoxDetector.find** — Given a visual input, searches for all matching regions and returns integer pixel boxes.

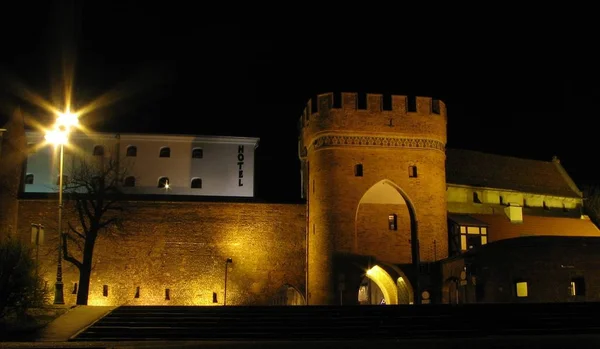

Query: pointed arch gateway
[354,179,421,304]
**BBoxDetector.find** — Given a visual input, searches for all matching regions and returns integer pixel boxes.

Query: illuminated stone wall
[17,199,306,306]
[355,203,412,264]
[299,92,448,304]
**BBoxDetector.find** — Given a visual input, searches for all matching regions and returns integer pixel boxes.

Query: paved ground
[34,306,116,342]
[2,335,600,349]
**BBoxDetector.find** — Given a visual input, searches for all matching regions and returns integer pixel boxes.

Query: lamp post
[45,111,78,305]
[224,258,232,306]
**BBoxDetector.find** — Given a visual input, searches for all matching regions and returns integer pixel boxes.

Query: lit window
[408,165,417,178]
[515,281,528,297]
[571,277,585,296]
[158,177,169,188]
[388,214,397,230]
[460,225,488,251]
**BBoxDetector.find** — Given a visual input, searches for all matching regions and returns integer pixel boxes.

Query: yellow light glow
[56,111,79,129]
[365,265,398,305]
[44,128,68,145]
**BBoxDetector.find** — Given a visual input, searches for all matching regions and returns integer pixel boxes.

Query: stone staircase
[71,302,600,341]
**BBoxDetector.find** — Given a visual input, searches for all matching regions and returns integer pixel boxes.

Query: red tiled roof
[469,214,600,242]
[446,149,581,198]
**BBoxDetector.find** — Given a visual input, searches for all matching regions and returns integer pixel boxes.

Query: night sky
[1,3,598,201]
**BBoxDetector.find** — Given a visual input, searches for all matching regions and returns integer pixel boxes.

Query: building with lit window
[22,132,259,197]
[2,92,600,307]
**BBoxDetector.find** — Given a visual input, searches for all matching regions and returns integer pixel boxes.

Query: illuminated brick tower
[299,92,448,305]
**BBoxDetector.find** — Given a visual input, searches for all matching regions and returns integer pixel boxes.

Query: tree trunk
[76,263,91,305]
[76,232,97,305]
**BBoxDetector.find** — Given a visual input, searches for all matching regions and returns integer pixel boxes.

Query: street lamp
[44,111,78,305]
[224,258,233,306]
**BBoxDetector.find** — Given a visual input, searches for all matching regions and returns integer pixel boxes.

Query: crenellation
[391,95,408,114]
[317,93,333,118]
[367,94,383,112]
[341,92,357,110]
[416,97,432,115]
[301,93,446,128]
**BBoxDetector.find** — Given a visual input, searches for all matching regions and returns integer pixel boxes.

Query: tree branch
[62,233,82,270]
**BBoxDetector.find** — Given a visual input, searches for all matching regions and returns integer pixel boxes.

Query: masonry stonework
[299,92,448,305]
[17,199,306,306]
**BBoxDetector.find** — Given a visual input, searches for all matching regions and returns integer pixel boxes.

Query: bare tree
[61,155,130,305]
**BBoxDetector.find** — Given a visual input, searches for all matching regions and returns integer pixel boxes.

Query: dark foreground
[3,302,600,348]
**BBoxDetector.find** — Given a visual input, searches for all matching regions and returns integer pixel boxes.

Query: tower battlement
[299,92,447,153]
[299,92,446,128]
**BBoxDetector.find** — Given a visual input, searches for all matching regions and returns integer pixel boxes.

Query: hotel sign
[237,145,244,186]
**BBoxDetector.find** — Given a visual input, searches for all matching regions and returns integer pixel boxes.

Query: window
[56,175,69,186]
[473,192,482,203]
[123,176,135,187]
[159,147,170,158]
[408,165,418,178]
[191,178,202,189]
[93,145,104,156]
[25,173,34,184]
[515,281,528,297]
[165,288,171,301]
[543,201,550,210]
[570,277,585,296]
[126,146,137,157]
[192,148,203,159]
[158,177,169,188]
[103,285,109,297]
[354,164,363,177]
[388,214,397,230]
[459,225,488,251]
[499,196,504,205]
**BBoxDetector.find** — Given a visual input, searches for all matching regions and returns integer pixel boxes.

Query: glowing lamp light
[44,128,69,145]
[56,111,79,129]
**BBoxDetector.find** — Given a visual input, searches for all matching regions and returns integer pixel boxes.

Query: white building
[23,131,260,197]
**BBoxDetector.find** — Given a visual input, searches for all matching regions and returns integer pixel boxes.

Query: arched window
[159,147,170,158]
[192,148,203,159]
[158,177,169,188]
[191,178,202,188]
[93,145,104,156]
[123,176,135,187]
[126,145,137,157]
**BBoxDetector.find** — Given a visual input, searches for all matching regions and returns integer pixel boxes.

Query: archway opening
[442,277,460,304]
[270,284,306,305]
[357,265,398,305]
[354,180,417,265]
